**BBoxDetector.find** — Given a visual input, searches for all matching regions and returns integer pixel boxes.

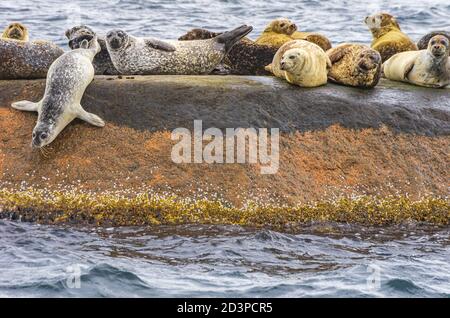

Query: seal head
[428,35,449,58]
[2,22,29,41]
[106,30,130,51]
[356,48,381,72]
[265,18,297,36]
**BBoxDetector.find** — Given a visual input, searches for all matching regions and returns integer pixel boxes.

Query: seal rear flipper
[11,100,39,112]
[77,108,105,127]
[144,38,176,52]
[216,25,253,53]
[264,64,273,73]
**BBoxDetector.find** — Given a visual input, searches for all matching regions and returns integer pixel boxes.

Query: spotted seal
[417,31,450,54]
[11,37,105,148]
[66,25,119,75]
[0,38,64,79]
[265,40,331,87]
[365,12,417,62]
[105,25,252,75]
[327,44,382,88]
[383,35,450,88]
[2,22,29,41]
[178,28,277,75]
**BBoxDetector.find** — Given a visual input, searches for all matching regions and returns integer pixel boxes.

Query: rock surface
[0,76,448,226]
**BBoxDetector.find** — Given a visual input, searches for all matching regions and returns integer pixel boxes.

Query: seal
[255,18,297,47]
[265,40,331,87]
[365,12,417,62]
[383,35,450,88]
[0,38,64,79]
[291,31,332,51]
[327,43,382,88]
[11,37,105,148]
[2,22,29,41]
[105,25,252,75]
[178,28,277,75]
[66,25,119,75]
[417,31,450,54]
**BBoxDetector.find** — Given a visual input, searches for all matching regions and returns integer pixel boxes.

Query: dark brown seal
[0,39,64,79]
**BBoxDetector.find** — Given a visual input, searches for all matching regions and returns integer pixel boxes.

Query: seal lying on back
[2,22,29,41]
[365,12,417,62]
[106,25,253,75]
[0,38,64,79]
[417,31,450,54]
[383,35,450,88]
[178,28,277,75]
[265,40,331,87]
[11,37,105,148]
[66,25,119,75]
[255,18,298,47]
[255,18,331,51]
[327,44,382,88]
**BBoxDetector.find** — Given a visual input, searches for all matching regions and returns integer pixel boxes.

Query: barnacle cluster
[0,189,448,228]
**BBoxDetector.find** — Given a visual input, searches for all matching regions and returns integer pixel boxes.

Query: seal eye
[289,55,295,60]
[32,132,36,138]
[441,40,447,45]
[40,133,48,140]
[280,23,285,28]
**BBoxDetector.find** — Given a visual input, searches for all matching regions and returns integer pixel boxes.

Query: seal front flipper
[144,38,176,52]
[11,100,40,112]
[77,107,106,127]
[403,61,415,81]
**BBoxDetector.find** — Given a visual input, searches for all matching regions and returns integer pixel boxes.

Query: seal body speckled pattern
[417,31,450,54]
[0,39,64,79]
[11,38,105,148]
[179,29,277,75]
[265,40,330,87]
[383,35,450,88]
[66,25,119,75]
[106,26,252,75]
[327,44,382,88]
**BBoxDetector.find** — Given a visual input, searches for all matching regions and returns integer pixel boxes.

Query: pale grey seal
[11,37,105,148]
[105,25,253,75]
